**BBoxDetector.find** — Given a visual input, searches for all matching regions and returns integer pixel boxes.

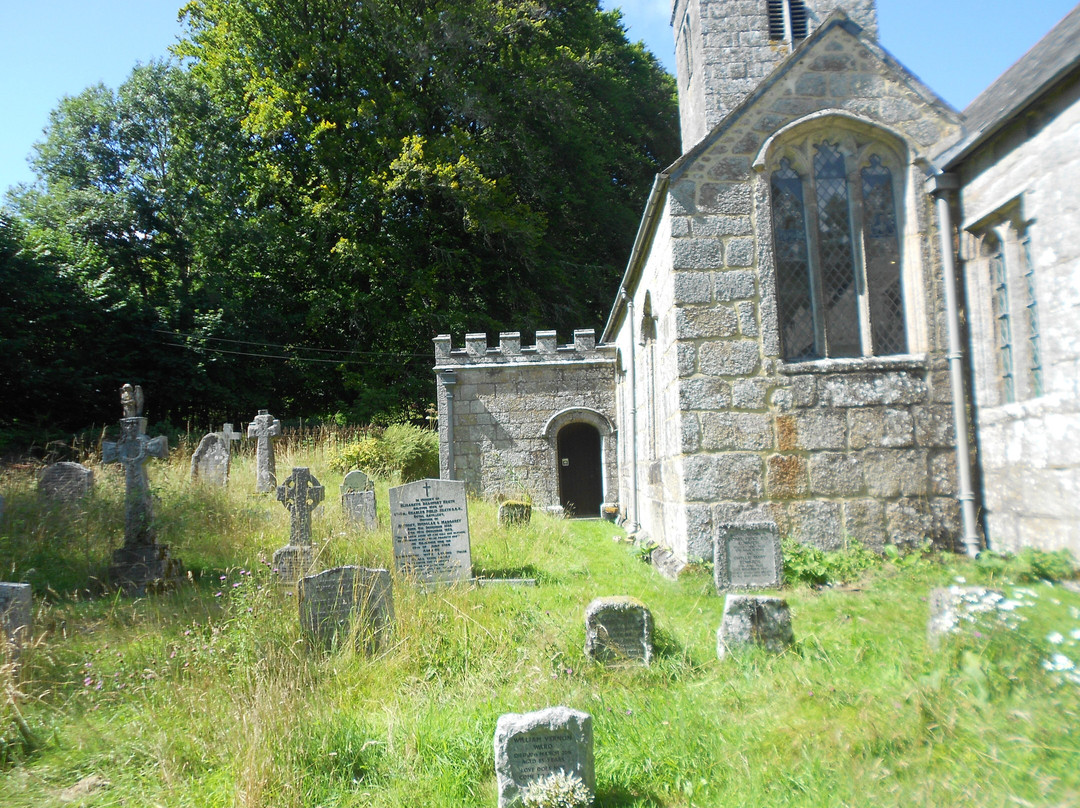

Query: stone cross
[248,410,281,493]
[102,416,168,547]
[277,467,324,546]
[221,422,242,447]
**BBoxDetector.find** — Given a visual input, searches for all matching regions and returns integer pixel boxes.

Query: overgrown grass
[1,449,1078,807]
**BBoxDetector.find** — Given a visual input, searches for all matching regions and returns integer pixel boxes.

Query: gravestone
[102,385,183,593]
[584,596,653,665]
[716,595,793,659]
[650,547,689,580]
[494,706,594,808]
[927,586,1006,648]
[498,501,531,526]
[298,566,394,651]
[38,462,94,503]
[273,467,324,584]
[248,410,281,493]
[714,522,783,591]
[0,583,32,660]
[190,423,241,486]
[341,470,378,530]
[389,478,471,583]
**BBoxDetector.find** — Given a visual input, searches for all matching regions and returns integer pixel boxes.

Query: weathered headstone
[248,410,281,493]
[714,522,783,591]
[389,478,472,583]
[38,462,94,503]
[716,594,794,659]
[102,385,183,593]
[190,423,241,486]
[272,467,324,584]
[0,583,32,660]
[584,596,653,665]
[341,470,378,530]
[498,501,532,526]
[650,546,689,580]
[494,706,595,808]
[298,566,394,651]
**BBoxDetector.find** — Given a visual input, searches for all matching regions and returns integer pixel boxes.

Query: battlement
[433,330,613,366]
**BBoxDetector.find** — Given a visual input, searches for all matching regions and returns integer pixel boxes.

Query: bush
[976,547,1077,583]
[330,423,439,482]
[782,538,881,587]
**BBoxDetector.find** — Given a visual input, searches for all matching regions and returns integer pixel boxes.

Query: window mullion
[849,161,872,356]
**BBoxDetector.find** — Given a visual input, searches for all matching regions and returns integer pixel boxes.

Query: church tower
[671,0,879,150]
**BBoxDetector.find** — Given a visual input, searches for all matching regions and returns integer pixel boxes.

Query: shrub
[782,538,881,587]
[976,547,1077,583]
[330,423,439,482]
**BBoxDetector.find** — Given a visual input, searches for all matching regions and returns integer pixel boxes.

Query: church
[433,0,1080,562]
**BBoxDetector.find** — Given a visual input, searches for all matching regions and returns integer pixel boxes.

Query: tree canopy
[3,0,678,443]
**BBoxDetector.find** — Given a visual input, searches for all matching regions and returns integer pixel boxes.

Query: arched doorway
[557,422,603,517]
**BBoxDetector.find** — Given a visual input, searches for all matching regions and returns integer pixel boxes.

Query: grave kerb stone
[494,706,594,808]
[0,582,33,659]
[298,566,394,652]
[584,596,653,665]
[714,521,783,591]
[389,478,472,583]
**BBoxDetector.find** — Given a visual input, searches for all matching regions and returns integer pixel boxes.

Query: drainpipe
[438,371,457,480]
[622,289,641,533]
[928,172,981,557]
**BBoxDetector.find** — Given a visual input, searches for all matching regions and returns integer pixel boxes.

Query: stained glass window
[771,159,816,359]
[814,143,860,357]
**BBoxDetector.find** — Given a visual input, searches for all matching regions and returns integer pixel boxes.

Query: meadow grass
[1,446,1078,807]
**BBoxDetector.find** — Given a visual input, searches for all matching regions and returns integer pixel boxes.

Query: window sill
[777,353,930,375]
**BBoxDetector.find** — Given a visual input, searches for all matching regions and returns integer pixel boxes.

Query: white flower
[1070,629,1080,641]
[954,576,966,584]
[1042,654,1075,672]
[1048,632,1065,645]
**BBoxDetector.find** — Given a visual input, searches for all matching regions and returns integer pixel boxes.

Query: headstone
[584,596,653,665]
[190,423,241,486]
[498,501,531,526]
[341,470,377,530]
[0,583,32,660]
[716,595,793,659]
[273,467,324,584]
[298,566,394,651]
[38,462,94,503]
[389,478,472,583]
[494,706,595,808]
[714,522,783,591]
[248,409,281,493]
[102,385,183,593]
[650,547,689,580]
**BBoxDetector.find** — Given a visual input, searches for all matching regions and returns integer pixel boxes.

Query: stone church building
[434,0,1080,561]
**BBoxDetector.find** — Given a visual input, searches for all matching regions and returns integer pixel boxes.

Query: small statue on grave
[120,383,144,418]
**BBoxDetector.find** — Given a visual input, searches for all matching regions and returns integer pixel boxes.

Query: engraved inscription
[506,730,577,781]
[727,529,777,586]
[595,613,646,658]
[390,480,471,583]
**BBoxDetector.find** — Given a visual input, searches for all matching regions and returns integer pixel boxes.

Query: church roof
[937,3,1080,168]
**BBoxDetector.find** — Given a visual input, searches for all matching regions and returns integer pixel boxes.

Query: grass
[1,442,1079,807]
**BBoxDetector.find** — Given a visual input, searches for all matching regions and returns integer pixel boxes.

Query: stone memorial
[584,596,653,665]
[273,467,324,584]
[341,470,378,531]
[38,462,94,503]
[714,522,783,592]
[298,566,394,651]
[190,423,241,486]
[248,409,281,493]
[102,384,183,593]
[494,706,594,808]
[0,583,32,660]
[716,594,793,659]
[389,478,471,584]
[498,501,532,526]
[650,546,689,580]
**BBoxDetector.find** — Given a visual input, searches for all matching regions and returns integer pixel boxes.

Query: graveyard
[1,427,1078,807]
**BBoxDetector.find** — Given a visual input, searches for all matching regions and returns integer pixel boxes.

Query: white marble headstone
[389,479,471,583]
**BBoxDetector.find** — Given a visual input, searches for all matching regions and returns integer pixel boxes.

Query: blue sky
[1,0,1076,195]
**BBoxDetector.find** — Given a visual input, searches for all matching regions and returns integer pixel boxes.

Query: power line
[160,341,431,366]
[151,328,435,359]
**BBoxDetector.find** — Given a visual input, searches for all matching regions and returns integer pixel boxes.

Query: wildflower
[954,576,966,584]
[214,592,223,597]
[1048,632,1065,645]
[220,575,227,581]
[1042,654,1075,672]
[1071,629,1080,640]
[84,677,93,687]
[232,582,240,588]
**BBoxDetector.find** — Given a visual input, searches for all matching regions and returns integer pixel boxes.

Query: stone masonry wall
[434,331,617,509]
[956,73,1080,555]
[671,0,879,151]
[646,21,964,559]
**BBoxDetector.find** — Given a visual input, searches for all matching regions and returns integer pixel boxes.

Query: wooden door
[557,422,603,517]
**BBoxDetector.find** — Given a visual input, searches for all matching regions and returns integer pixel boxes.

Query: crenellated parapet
[433,329,611,367]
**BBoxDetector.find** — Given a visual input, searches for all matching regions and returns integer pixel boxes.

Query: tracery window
[769,134,907,361]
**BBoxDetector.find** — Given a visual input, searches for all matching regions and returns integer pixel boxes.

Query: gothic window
[971,213,1042,404]
[769,136,907,361]
[768,0,809,44]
